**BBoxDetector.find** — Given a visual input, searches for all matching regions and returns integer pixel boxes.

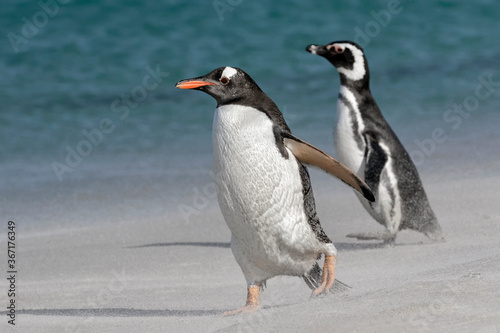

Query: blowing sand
[2,165,500,333]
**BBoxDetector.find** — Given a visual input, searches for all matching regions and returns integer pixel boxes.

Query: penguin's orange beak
[175,80,216,89]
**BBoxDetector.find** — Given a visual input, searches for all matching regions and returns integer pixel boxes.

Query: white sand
[2,166,500,333]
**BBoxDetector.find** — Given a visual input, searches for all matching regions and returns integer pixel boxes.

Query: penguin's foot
[311,255,336,297]
[222,304,259,316]
[346,231,397,245]
[223,285,261,316]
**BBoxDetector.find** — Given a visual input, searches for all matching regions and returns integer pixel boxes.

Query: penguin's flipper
[362,132,388,198]
[283,133,375,202]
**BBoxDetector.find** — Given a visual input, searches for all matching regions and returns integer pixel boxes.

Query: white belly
[334,86,365,175]
[212,105,329,282]
[369,143,402,232]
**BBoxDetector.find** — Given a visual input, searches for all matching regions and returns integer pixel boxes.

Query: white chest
[212,105,322,277]
[334,86,366,175]
[212,105,304,231]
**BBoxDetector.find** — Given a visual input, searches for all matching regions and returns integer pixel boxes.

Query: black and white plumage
[176,67,374,314]
[306,41,443,245]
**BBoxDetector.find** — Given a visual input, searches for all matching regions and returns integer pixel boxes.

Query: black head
[175,66,262,106]
[176,66,291,132]
[306,41,369,85]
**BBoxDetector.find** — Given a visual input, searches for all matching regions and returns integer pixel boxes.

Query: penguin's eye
[220,77,230,85]
[334,46,344,54]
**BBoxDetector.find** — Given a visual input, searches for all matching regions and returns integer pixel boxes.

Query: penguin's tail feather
[303,261,322,289]
[303,262,351,294]
[331,279,351,293]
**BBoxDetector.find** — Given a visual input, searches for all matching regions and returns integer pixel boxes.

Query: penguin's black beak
[306,44,329,56]
[175,77,216,90]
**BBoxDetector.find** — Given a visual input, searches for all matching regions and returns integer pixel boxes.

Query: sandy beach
[2,159,500,332]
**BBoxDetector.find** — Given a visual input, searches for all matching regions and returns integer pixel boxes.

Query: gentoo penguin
[306,41,443,245]
[175,67,374,315]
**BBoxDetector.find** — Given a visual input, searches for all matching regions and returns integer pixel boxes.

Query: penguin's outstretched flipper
[283,133,375,202]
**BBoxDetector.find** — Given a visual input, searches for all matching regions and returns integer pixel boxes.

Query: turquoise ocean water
[1,1,499,228]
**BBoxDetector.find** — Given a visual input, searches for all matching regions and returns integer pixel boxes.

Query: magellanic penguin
[306,41,443,245]
[175,67,374,315]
